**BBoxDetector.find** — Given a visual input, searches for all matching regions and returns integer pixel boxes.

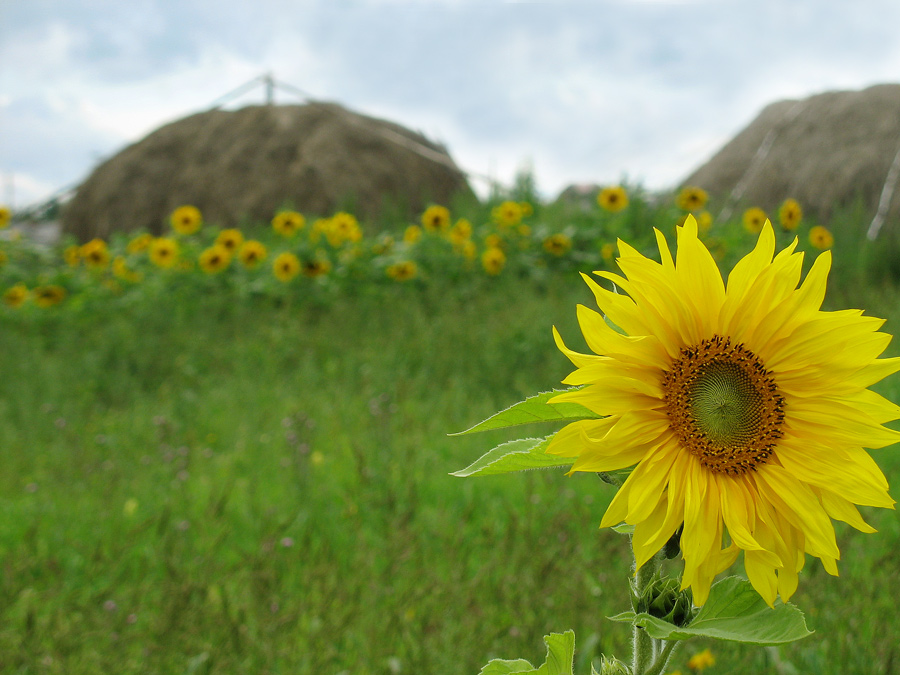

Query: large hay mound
[62,102,473,240]
[681,83,900,235]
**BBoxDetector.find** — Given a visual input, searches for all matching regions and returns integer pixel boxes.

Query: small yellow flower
[0,205,10,229]
[492,200,523,227]
[676,186,708,211]
[460,240,477,260]
[272,211,306,238]
[273,252,301,282]
[309,218,330,244]
[32,285,66,308]
[198,245,232,274]
[697,210,713,234]
[403,225,423,244]
[809,224,834,250]
[600,242,616,262]
[449,218,473,245]
[543,233,572,256]
[742,207,767,234]
[386,260,418,281]
[80,239,110,270]
[216,228,244,252]
[687,648,715,671]
[113,256,142,283]
[170,205,203,235]
[127,233,154,254]
[481,246,506,275]
[779,199,803,231]
[149,237,179,268]
[237,240,267,268]
[484,233,503,249]
[3,283,28,308]
[63,245,81,267]
[421,204,451,232]
[301,254,332,278]
[327,212,362,247]
[598,186,629,212]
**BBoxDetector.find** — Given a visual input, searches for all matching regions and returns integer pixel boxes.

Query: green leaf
[478,631,576,675]
[451,437,574,477]
[451,389,601,435]
[609,576,812,646]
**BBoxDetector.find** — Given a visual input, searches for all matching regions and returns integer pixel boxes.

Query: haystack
[681,83,900,238]
[62,102,473,240]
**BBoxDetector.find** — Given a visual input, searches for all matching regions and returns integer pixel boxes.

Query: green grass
[2,251,900,673]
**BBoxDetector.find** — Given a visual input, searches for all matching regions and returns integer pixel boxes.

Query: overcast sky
[3,0,900,208]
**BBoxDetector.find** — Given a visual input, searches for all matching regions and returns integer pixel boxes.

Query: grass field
[2,198,900,673]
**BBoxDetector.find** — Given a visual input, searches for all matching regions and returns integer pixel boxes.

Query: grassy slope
[0,270,899,674]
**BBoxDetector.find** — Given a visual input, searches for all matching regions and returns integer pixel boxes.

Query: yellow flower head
[386,260,418,281]
[127,233,154,254]
[301,254,332,278]
[808,225,834,250]
[421,205,451,232]
[742,207,767,234]
[0,206,10,229]
[309,218,330,244]
[676,186,708,212]
[543,233,572,256]
[481,246,506,275]
[549,216,900,607]
[237,240,267,268]
[149,237,179,268]
[3,283,28,308]
[598,186,629,213]
[272,211,306,238]
[216,228,244,252]
[484,233,504,250]
[687,648,716,671]
[492,201,523,228]
[600,242,616,262]
[32,285,66,308]
[198,245,233,274]
[778,199,803,231]
[404,225,423,244]
[170,205,203,235]
[449,218,473,245]
[273,252,301,282]
[63,245,81,267]
[697,210,713,235]
[80,239,110,270]
[327,212,362,247]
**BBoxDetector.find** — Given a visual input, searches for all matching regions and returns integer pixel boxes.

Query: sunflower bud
[632,572,695,627]
[595,654,631,674]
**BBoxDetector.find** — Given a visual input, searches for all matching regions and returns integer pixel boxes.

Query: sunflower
[273,252,301,282]
[170,205,203,235]
[676,186,708,212]
[543,233,572,257]
[113,256,142,283]
[492,201,524,228]
[127,233,154,254]
[778,199,803,231]
[449,218,473,245]
[32,285,66,308]
[63,245,81,267]
[386,260,418,281]
[548,216,900,607]
[598,186,629,213]
[404,225,423,244]
[272,211,306,238]
[216,228,244,252]
[697,210,713,235]
[3,283,28,308]
[198,245,232,274]
[301,254,332,278]
[0,206,10,229]
[809,225,834,250]
[149,238,179,268]
[421,205,451,232]
[237,240,267,269]
[481,246,506,275]
[742,207,767,234]
[327,212,363,247]
[80,239,110,270]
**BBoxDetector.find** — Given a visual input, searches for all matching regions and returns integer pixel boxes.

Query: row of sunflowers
[0,186,833,311]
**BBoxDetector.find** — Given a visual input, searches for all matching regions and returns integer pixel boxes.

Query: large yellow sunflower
[548,216,899,607]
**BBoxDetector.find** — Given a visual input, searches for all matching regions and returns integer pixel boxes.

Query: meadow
[1,188,900,674]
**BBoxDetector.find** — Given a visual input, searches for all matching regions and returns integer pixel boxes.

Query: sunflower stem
[631,551,663,675]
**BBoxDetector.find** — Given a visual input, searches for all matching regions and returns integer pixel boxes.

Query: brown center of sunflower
[662,335,784,475]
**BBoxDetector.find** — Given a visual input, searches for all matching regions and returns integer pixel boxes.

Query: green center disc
[688,361,765,447]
